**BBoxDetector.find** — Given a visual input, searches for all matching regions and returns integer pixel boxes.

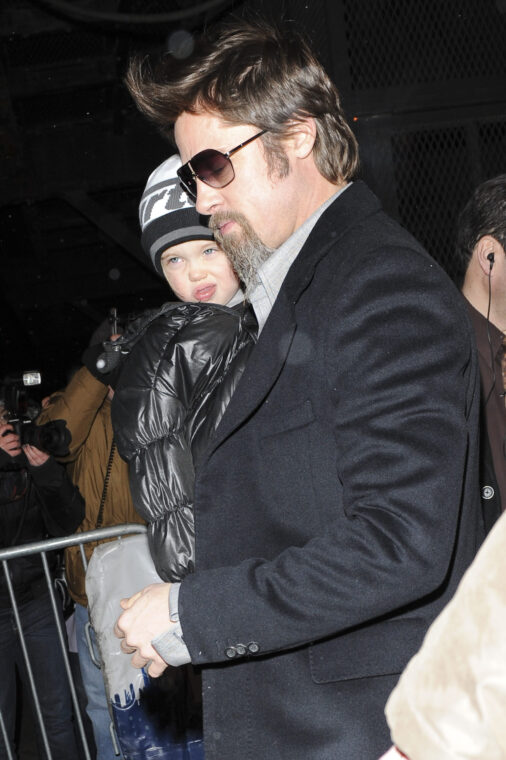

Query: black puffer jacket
[0,450,85,606]
[111,300,257,582]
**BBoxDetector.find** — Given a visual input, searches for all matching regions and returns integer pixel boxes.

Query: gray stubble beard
[210,212,274,295]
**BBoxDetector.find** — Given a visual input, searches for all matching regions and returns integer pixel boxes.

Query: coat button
[225,647,237,659]
[247,642,260,654]
[235,644,247,656]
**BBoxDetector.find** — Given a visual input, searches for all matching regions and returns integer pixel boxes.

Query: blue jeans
[0,592,79,760]
[75,602,123,760]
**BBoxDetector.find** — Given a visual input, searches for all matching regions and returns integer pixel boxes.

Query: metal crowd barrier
[0,523,147,760]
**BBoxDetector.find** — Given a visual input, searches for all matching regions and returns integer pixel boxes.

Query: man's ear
[474,235,499,276]
[287,117,317,159]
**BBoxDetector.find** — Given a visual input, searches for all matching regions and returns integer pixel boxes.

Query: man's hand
[23,444,50,467]
[114,582,172,678]
[0,423,22,456]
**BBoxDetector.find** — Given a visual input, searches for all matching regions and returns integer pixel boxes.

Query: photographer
[37,337,144,760]
[0,402,84,759]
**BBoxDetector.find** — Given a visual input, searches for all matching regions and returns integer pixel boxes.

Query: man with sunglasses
[116,19,483,760]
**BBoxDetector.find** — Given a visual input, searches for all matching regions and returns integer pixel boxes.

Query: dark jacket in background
[466,301,504,531]
[0,449,84,606]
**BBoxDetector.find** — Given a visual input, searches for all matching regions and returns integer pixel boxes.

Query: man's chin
[210,211,273,292]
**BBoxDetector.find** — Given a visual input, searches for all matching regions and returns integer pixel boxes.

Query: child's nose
[188,263,207,281]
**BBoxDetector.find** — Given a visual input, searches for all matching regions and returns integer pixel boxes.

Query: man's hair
[455,174,506,288]
[126,19,359,184]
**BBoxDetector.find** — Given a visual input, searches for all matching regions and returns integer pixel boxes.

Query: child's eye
[203,247,219,256]
[163,256,182,266]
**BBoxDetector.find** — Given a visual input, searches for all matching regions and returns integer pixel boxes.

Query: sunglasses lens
[193,150,234,189]
[177,149,235,198]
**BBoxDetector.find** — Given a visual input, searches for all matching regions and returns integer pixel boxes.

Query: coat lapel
[207,288,297,454]
[205,181,382,455]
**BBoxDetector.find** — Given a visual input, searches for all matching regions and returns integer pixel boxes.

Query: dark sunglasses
[177,129,267,199]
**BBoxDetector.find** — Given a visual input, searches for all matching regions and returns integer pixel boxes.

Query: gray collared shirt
[226,288,245,308]
[250,183,351,332]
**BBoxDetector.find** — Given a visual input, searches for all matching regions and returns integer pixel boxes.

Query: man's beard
[210,211,273,294]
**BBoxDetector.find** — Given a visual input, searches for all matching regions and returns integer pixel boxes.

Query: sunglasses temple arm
[227,129,267,158]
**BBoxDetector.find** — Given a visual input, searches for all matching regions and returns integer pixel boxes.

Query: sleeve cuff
[169,581,181,622]
[0,449,12,468]
[27,455,62,484]
[151,623,191,667]
[150,582,191,667]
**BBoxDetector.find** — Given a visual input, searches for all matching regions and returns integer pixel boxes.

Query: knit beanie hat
[139,154,213,276]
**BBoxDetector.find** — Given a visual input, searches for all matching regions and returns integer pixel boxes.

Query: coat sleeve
[37,366,108,462]
[177,243,482,664]
[0,449,11,469]
[28,456,85,535]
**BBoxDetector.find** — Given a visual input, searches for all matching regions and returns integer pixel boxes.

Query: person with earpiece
[380,176,506,760]
[457,176,506,529]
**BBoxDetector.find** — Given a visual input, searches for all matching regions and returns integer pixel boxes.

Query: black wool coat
[179,182,484,760]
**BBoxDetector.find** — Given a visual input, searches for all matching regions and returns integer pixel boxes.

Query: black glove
[81,342,122,388]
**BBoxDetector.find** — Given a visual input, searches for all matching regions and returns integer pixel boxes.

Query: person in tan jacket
[39,362,144,760]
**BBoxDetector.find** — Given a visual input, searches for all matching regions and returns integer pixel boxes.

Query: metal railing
[0,523,147,760]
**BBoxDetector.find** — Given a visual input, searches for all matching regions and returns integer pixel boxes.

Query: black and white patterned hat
[139,154,213,276]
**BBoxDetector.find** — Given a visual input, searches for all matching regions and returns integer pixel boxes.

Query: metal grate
[479,119,506,179]
[391,118,506,282]
[392,126,474,281]
[342,0,506,90]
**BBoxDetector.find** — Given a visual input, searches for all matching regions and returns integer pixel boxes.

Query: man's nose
[195,179,223,215]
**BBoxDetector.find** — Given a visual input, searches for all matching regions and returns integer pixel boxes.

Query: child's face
[160,239,240,304]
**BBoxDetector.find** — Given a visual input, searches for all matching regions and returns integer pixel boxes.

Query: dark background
[1,0,506,399]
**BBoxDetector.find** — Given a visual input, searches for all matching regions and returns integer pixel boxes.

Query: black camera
[8,417,71,457]
[0,371,71,457]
